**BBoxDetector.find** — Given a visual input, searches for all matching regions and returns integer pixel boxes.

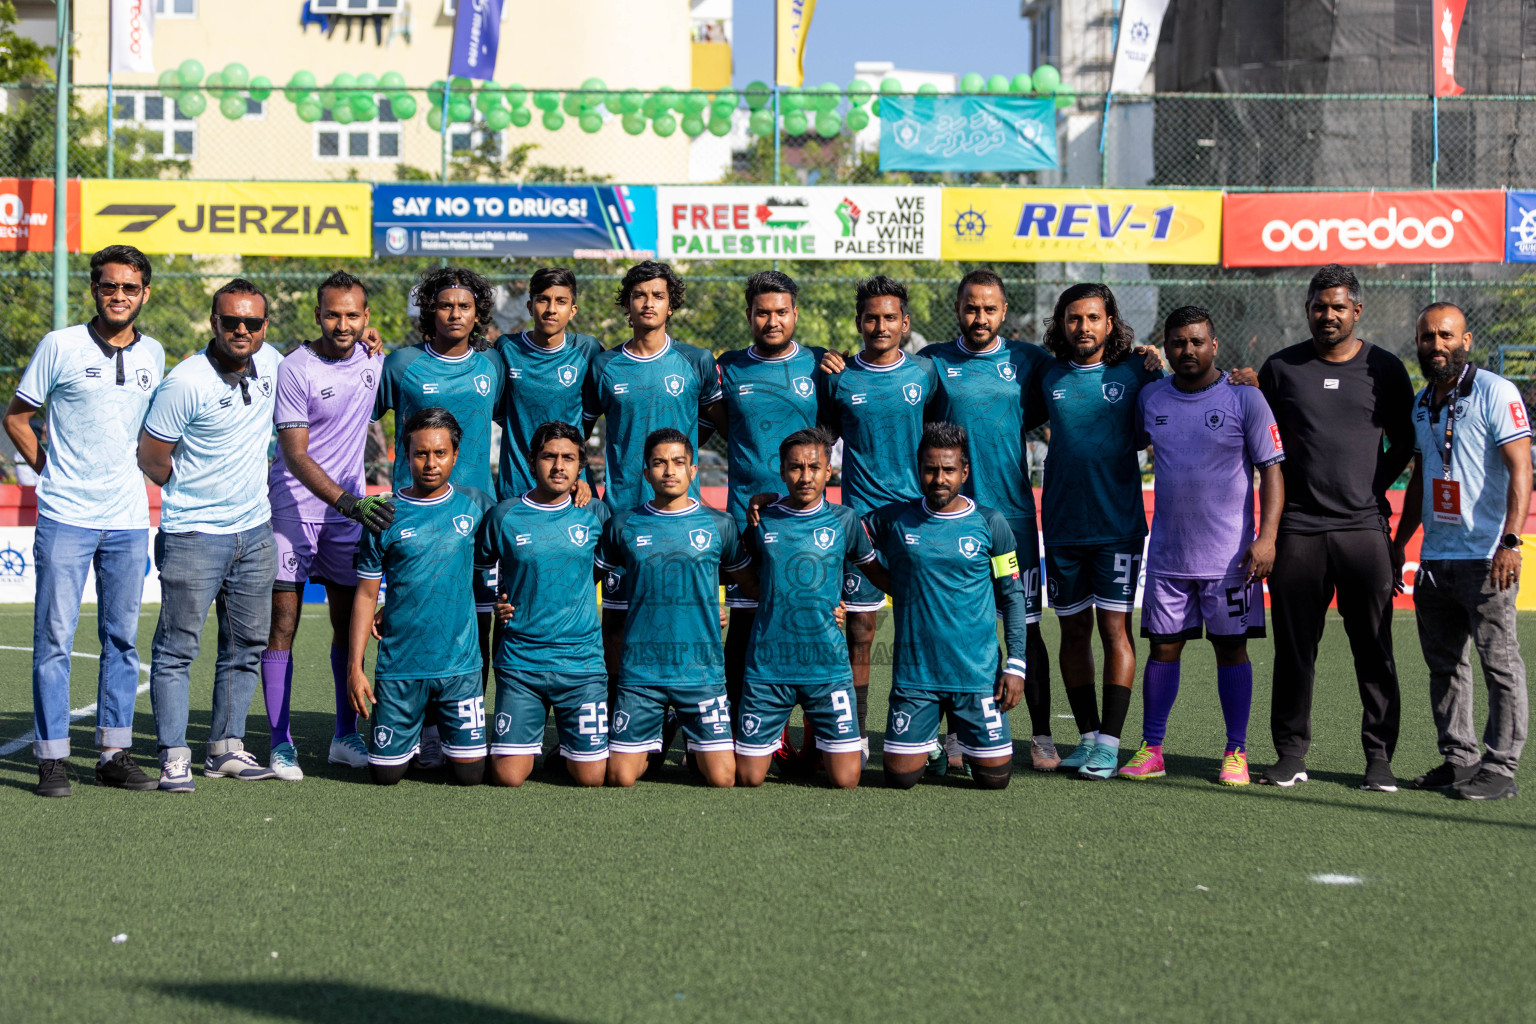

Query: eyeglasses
[95,282,143,297]
[216,314,267,333]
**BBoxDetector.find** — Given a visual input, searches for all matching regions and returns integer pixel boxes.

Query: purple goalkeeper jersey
[268,342,381,523]
[1135,377,1285,578]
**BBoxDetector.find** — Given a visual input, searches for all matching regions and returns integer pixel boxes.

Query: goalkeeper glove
[335,491,395,533]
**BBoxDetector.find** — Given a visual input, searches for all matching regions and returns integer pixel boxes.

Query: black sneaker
[1452,767,1519,801]
[1260,754,1308,787]
[1360,759,1398,793]
[1410,761,1478,791]
[95,750,158,791]
[36,758,72,798]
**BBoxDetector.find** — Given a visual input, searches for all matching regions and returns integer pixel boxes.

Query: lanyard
[1435,364,1470,481]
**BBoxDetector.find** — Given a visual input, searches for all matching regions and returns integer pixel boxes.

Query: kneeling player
[596,429,755,787]
[347,408,493,786]
[1124,307,1284,785]
[862,423,1028,790]
[737,428,872,789]
[479,421,611,787]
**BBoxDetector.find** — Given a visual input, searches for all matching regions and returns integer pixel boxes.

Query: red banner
[1222,190,1504,267]
[0,178,80,253]
[1435,0,1467,97]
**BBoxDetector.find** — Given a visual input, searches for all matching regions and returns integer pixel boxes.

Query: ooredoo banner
[657,186,942,260]
[1222,190,1504,267]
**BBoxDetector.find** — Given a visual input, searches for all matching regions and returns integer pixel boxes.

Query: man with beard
[6,246,164,797]
[1395,303,1530,801]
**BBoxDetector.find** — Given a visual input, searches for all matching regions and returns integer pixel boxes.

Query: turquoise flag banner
[878,95,1058,173]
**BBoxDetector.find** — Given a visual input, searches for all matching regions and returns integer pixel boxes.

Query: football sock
[1024,624,1052,736]
[330,645,355,738]
[854,683,869,738]
[260,649,292,747]
[1100,684,1132,741]
[972,762,1011,790]
[449,758,486,787]
[883,765,924,789]
[1217,662,1253,753]
[369,762,407,786]
[1065,683,1101,735]
[1141,659,1181,747]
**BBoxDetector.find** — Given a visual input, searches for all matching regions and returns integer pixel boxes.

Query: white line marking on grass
[1309,873,1364,885]
[0,647,152,756]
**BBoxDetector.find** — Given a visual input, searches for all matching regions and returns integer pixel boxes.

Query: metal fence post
[52,0,70,331]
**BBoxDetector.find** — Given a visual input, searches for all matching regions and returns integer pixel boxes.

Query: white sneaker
[269,742,304,781]
[203,749,276,780]
[415,725,444,768]
[328,733,369,768]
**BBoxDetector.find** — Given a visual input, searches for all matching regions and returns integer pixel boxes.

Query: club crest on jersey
[494,713,511,736]
[606,572,621,590]
[903,382,923,405]
[665,374,685,396]
[688,528,712,551]
[373,726,393,748]
[558,364,578,387]
[282,553,299,573]
[741,714,762,737]
[135,368,153,391]
[843,573,860,595]
[1205,410,1226,431]
[452,515,474,536]
[362,369,376,390]
[892,712,912,734]
[1102,381,1125,403]
[997,362,1017,382]
[792,376,814,399]
[813,526,837,550]
[258,376,273,398]
[474,374,492,396]
[958,536,982,558]
[568,524,590,545]
[612,711,630,733]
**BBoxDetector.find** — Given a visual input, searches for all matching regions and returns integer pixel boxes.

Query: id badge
[1432,478,1462,525]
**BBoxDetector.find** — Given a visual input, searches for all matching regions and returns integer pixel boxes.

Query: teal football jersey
[742,498,875,685]
[493,330,603,500]
[819,350,939,516]
[475,492,609,675]
[374,342,503,495]
[355,485,494,681]
[717,342,826,527]
[595,500,747,687]
[863,497,1026,693]
[582,337,722,510]
[1032,358,1162,545]
[927,337,1050,522]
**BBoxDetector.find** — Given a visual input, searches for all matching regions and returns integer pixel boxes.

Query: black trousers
[1268,529,1401,762]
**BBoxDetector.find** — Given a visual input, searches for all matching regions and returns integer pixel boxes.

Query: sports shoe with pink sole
[1218,749,1250,786]
[1117,742,1166,779]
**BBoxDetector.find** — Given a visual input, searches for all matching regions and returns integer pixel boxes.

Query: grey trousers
[1414,559,1528,777]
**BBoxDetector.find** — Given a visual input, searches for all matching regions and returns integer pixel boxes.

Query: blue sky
[729,0,1034,89]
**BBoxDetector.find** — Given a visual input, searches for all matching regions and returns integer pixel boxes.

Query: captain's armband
[991,551,1019,579]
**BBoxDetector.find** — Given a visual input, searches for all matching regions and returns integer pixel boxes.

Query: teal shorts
[1045,542,1143,616]
[884,685,1013,760]
[610,682,734,754]
[490,669,609,762]
[735,679,862,757]
[368,671,487,766]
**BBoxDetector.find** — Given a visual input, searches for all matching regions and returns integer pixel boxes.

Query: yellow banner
[80,180,371,257]
[775,0,816,88]
[940,187,1223,264]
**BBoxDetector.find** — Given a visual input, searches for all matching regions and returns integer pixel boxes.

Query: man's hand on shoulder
[818,350,847,375]
[1227,366,1259,388]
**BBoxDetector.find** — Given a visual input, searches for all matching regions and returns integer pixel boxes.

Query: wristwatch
[1500,533,1521,551]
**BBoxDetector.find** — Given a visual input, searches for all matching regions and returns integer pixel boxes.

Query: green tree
[0,0,53,84]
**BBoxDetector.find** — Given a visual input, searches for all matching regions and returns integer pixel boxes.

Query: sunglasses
[216,314,267,333]
[96,282,144,297]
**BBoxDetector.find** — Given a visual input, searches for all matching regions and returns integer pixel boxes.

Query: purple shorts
[1140,574,1265,643]
[273,517,362,591]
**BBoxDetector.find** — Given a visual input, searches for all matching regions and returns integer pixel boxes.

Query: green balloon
[681,114,705,137]
[354,98,378,122]
[222,63,249,88]
[816,82,841,111]
[391,93,417,119]
[204,71,226,99]
[450,76,473,93]
[641,95,661,119]
[248,76,272,102]
[581,76,606,94]
[748,109,774,136]
[847,79,872,105]
[880,77,902,95]
[815,111,841,137]
[509,106,532,127]
[1054,86,1074,110]
[333,72,357,92]
[619,88,644,114]
[622,112,646,135]
[292,70,317,90]
[870,97,880,117]
[477,88,504,112]
[604,91,624,115]
[961,72,985,93]
[987,74,1011,94]
[505,83,528,107]
[356,72,378,91]
[296,99,322,123]
[429,79,446,96]
[708,115,732,137]
[379,71,406,90]
[580,112,604,133]
[533,90,559,111]
[744,81,771,110]
[485,106,512,130]
[1032,64,1062,94]
[653,85,676,110]
[652,113,676,137]
[781,88,805,112]
[449,100,473,123]
[562,91,583,117]
[333,104,355,125]
[713,88,738,108]
[711,100,735,121]
[426,106,443,131]
[177,91,205,116]
[219,94,245,119]
[157,69,181,94]
[917,82,939,95]
[783,110,808,135]
[542,110,565,130]
[1011,73,1034,93]
[681,89,707,115]
[846,107,870,131]
[177,59,204,86]
[317,88,337,110]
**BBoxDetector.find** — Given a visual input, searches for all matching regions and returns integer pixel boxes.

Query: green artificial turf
[0,605,1531,1024]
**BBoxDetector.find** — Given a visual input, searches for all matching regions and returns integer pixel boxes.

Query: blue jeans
[149,524,275,763]
[31,516,149,760]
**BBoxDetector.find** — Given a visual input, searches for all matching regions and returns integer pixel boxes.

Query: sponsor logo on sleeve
[1511,401,1529,430]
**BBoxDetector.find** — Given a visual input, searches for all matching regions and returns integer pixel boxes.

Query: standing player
[1123,307,1284,785]
[596,429,754,788]
[1030,283,1163,780]
[736,428,872,789]
[861,423,1028,790]
[494,267,603,500]
[479,421,611,787]
[348,408,492,786]
[261,271,392,780]
[715,270,826,725]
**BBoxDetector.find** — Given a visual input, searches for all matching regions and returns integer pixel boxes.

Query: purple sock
[260,649,293,747]
[1216,662,1253,753]
[331,645,356,738]
[1141,659,1181,747]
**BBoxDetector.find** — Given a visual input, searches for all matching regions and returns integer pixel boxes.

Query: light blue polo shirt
[144,343,282,534]
[15,322,165,530]
[1413,365,1532,560]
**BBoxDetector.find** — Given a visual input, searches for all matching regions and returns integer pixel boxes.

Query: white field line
[0,647,152,757]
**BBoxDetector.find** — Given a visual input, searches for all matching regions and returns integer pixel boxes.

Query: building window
[154,0,196,17]
[111,92,196,159]
[310,0,402,11]
[314,95,403,160]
